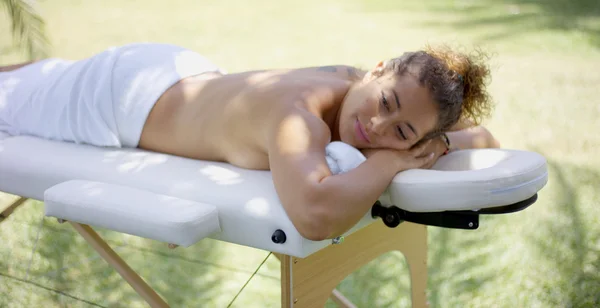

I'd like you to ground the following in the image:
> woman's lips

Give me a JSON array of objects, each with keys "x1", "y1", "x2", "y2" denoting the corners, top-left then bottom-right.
[{"x1": 355, "y1": 118, "x2": 370, "y2": 143}]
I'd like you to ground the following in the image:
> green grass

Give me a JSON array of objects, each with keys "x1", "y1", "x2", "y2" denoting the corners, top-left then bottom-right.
[{"x1": 1, "y1": 0, "x2": 599, "y2": 307}]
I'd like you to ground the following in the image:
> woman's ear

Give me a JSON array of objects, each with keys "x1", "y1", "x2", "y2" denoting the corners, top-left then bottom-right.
[
  {"x1": 363, "y1": 60, "x2": 386, "y2": 82},
  {"x1": 373, "y1": 60, "x2": 385, "y2": 76}
]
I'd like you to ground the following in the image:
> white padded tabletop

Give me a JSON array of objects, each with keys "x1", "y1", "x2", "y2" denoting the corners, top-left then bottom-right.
[
  {"x1": 0, "y1": 135, "x2": 548, "y2": 257},
  {"x1": 0, "y1": 136, "x2": 376, "y2": 257}
]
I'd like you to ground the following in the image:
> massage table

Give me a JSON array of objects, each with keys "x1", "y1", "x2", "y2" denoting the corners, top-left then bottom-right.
[{"x1": 0, "y1": 131, "x2": 548, "y2": 307}]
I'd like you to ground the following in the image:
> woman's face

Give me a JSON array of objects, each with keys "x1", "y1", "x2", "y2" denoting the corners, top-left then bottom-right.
[{"x1": 337, "y1": 65, "x2": 439, "y2": 150}]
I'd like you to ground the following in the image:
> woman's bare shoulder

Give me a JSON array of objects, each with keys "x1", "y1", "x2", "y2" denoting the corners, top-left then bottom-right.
[
  {"x1": 288, "y1": 65, "x2": 366, "y2": 82},
  {"x1": 265, "y1": 96, "x2": 333, "y2": 146}
]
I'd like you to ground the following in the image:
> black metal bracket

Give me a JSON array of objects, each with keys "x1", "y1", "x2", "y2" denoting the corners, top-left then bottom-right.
[{"x1": 371, "y1": 194, "x2": 538, "y2": 230}]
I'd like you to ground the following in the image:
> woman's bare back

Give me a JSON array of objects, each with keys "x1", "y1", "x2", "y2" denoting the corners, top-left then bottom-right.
[{"x1": 139, "y1": 67, "x2": 354, "y2": 169}]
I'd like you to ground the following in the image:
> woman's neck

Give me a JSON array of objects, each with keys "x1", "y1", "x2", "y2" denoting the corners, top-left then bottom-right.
[{"x1": 327, "y1": 78, "x2": 364, "y2": 142}]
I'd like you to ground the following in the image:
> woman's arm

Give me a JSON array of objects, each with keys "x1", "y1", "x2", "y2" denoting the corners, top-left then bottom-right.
[
  {"x1": 447, "y1": 125, "x2": 501, "y2": 150},
  {"x1": 419, "y1": 124, "x2": 501, "y2": 169},
  {"x1": 446, "y1": 118, "x2": 500, "y2": 149},
  {"x1": 267, "y1": 105, "x2": 434, "y2": 241}
]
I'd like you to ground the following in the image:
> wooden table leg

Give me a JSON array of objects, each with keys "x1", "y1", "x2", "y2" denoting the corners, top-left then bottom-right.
[
  {"x1": 0, "y1": 197, "x2": 28, "y2": 223},
  {"x1": 279, "y1": 221, "x2": 429, "y2": 308}
]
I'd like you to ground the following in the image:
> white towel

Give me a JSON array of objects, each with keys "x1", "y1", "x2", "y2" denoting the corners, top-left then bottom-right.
[{"x1": 0, "y1": 43, "x2": 224, "y2": 148}]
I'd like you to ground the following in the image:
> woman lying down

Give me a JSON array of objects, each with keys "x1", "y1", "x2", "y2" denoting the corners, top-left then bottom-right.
[{"x1": 0, "y1": 43, "x2": 499, "y2": 241}]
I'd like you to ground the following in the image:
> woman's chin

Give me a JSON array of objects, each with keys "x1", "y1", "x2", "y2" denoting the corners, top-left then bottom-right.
[
  {"x1": 345, "y1": 139, "x2": 366, "y2": 150},
  {"x1": 338, "y1": 134, "x2": 355, "y2": 147}
]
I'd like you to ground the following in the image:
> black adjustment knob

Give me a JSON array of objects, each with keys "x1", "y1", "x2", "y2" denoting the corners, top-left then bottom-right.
[
  {"x1": 371, "y1": 200, "x2": 385, "y2": 218},
  {"x1": 371, "y1": 201, "x2": 402, "y2": 228},
  {"x1": 382, "y1": 208, "x2": 402, "y2": 228},
  {"x1": 271, "y1": 229, "x2": 287, "y2": 244}
]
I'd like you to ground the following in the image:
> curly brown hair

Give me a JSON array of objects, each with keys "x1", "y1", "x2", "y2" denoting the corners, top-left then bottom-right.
[{"x1": 381, "y1": 45, "x2": 493, "y2": 139}]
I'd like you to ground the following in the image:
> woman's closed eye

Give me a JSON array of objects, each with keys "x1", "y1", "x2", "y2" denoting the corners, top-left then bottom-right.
[
  {"x1": 380, "y1": 91, "x2": 389, "y2": 111},
  {"x1": 380, "y1": 91, "x2": 410, "y2": 141},
  {"x1": 396, "y1": 126, "x2": 407, "y2": 140},
  {"x1": 400, "y1": 122, "x2": 418, "y2": 141}
]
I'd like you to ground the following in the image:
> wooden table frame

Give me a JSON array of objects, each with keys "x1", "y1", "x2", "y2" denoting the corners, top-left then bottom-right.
[{"x1": 1, "y1": 197, "x2": 428, "y2": 307}]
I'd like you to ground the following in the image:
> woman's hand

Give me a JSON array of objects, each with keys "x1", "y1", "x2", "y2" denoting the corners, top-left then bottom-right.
[
  {"x1": 419, "y1": 136, "x2": 450, "y2": 169},
  {"x1": 361, "y1": 139, "x2": 436, "y2": 173}
]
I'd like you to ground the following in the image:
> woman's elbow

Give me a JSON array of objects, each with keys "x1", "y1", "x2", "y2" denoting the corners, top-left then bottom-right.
[
  {"x1": 471, "y1": 126, "x2": 501, "y2": 149},
  {"x1": 297, "y1": 224, "x2": 331, "y2": 242},
  {"x1": 291, "y1": 203, "x2": 335, "y2": 241},
  {"x1": 489, "y1": 136, "x2": 501, "y2": 148},
  {"x1": 482, "y1": 128, "x2": 501, "y2": 148}
]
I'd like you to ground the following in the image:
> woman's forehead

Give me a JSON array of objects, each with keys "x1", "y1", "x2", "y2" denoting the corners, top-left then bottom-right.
[{"x1": 383, "y1": 74, "x2": 439, "y2": 134}]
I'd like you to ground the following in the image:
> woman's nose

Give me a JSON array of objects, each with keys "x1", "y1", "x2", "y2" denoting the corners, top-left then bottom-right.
[
  {"x1": 369, "y1": 118, "x2": 389, "y2": 136},
  {"x1": 368, "y1": 118, "x2": 408, "y2": 149}
]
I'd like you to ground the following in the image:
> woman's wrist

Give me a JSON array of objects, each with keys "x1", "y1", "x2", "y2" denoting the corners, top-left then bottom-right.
[
  {"x1": 367, "y1": 150, "x2": 402, "y2": 173},
  {"x1": 361, "y1": 149, "x2": 404, "y2": 175},
  {"x1": 440, "y1": 133, "x2": 452, "y2": 155}
]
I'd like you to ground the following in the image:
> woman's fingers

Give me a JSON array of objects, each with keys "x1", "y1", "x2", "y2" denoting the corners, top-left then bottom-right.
[
  {"x1": 403, "y1": 151, "x2": 435, "y2": 170},
  {"x1": 419, "y1": 152, "x2": 439, "y2": 169},
  {"x1": 416, "y1": 152, "x2": 435, "y2": 166},
  {"x1": 411, "y1": 139, "x2": 432, "y2": 157}
]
